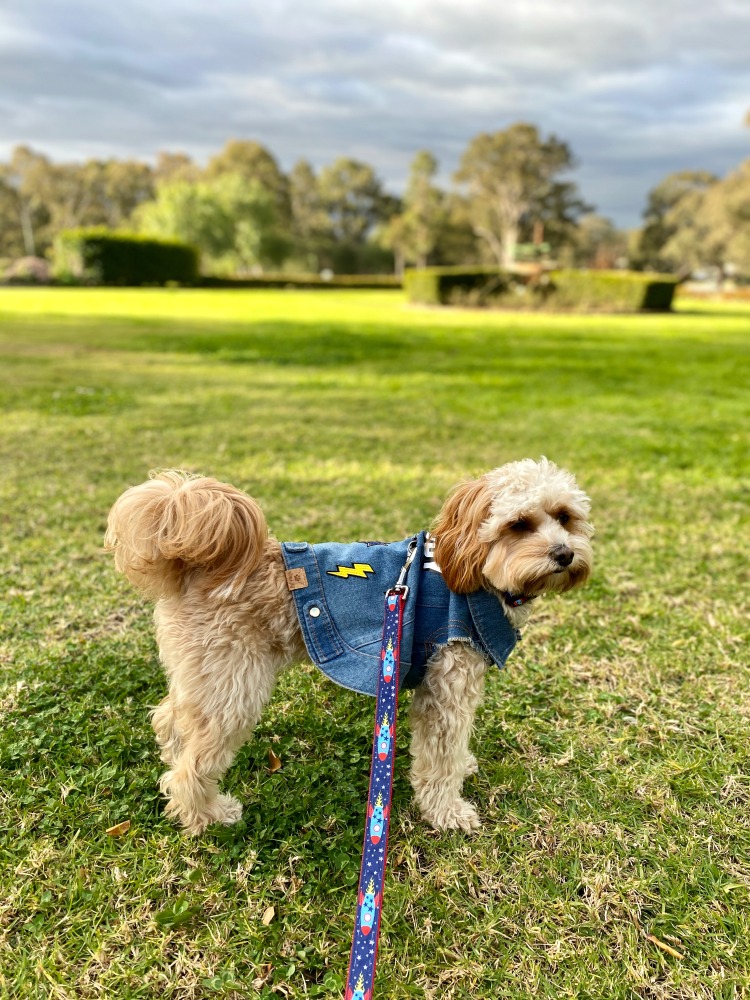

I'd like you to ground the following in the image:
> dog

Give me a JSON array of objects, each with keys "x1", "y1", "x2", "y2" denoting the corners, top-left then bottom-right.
[{"x1": 105, "y1": 458, "x2": 593, "y2": 836}]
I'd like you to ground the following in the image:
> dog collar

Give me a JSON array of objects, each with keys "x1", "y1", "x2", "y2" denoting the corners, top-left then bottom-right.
[{"x1": 503, "y1": 592, "x2": 536, "y2": 608}]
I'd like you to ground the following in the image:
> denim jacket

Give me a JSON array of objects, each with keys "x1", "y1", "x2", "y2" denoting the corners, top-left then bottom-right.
[{"x1": 281, "y1": 531, "x2": 518, "y2": 696}]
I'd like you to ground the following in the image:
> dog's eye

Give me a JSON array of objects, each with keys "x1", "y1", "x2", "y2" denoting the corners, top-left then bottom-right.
[
  {"x1": 557, "y1": 511, "x2": 570, "y2": 526},
  {"x1": 511, "y1": 519, "x2": 532, "y2": 533}
]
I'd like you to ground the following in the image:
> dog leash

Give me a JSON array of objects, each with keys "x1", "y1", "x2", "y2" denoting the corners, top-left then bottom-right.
[{"x1": 345, "y1": 539, "x2": 417, "y2": 1000}]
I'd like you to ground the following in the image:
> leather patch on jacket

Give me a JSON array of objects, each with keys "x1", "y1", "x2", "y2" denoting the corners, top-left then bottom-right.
[{"x1": 285, "y1": 568, "x2": 308, "y2": 591}]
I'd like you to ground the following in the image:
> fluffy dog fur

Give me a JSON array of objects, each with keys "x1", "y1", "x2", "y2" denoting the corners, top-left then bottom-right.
[{"x1": 105, "y1": 458, "x2": 593, "y2": 835}]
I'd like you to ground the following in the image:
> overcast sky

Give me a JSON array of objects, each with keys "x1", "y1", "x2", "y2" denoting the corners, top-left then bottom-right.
[{"x1": 1, "y1": 0, "x2": 749, "y2": 227}]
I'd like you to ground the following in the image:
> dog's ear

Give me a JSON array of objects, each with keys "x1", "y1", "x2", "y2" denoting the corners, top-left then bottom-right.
[{"x1": 431, "y1": 476, "x2": 493, "y2": 594}]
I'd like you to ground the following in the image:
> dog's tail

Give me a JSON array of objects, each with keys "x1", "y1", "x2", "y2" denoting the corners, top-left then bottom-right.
[{"x1": 104, "y1": 470, "x2": 268, "y2": 599}]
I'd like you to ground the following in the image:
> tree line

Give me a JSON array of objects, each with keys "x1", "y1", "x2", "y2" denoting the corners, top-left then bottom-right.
[{"x1": 1, "y1": 121, "x2": 748, "y2": 277}]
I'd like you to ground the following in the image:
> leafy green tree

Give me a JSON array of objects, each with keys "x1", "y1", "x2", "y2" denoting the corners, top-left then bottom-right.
[
  {"x1": 568, "y1": 214, "x2": 628, "y2": 269},
  {"x1": 98, "y1": 160, "x2": 155, "y2": 227},
  {"x1": 154, "y1": 152, "x2": 199, "y2": 184},
  {"x1": 0, "y1": 174, "x2": 25, "y2": 259},
  {"x1": 380, "y1": 151, "x2": 447, "y2": 271},
  {"x1": 221, "y1": 174, "x2": 290, "y2": 271},
  {"x1": 316, "y1": 158, "x2": 397, "y2": 272},
  {"x1": 719, "y1": 159, "x2": 750, "y2": 273},
  {"x1": 289, "y1": 159, "x2": 331, "y2": 271},
  {"x1": 135, "y1": 173, "x2": 289, "y2": 273},
  {"x1": 378, "y1": 212, "x2": 408, "y2": 274},
  {"x1": 134, "y1": 178, "x2": 231, "y2": 259},
  {"x1": 434, "y1": 193, "x2": 484, "y2": 265},
  {"x1": 455, "y1": 123, "x2": 583, "y2": 267},
  {"x1": 0, "y1": 149, "x2": 155, "y2": 256},
  {"x1": 2, "y1": 146, "x2": 53, "y2": 256},
  {"x1": 206, "y1": 140, "x2": 291, "y2": 228},
  {"x1": 635, "y1": 170, "x2": 717, "y2": 271},
  {"x1": 527, "y1": 179, "x2": 592, "y2": 252},
  {"x1": 660, "y1": 161, "x2": 750, "y2": 278}
]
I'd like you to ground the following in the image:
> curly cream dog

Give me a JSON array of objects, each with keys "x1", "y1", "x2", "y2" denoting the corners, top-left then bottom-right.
[{"x1": 105, "y1": 458, "x2": 593, "y2": 836}]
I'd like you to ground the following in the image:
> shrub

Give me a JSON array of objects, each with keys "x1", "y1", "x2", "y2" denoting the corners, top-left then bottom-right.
[
  {"x1": 404, "y1": 266, "x2": 679, "y2": 312},
  {"x1": 54, "y1": 229, "x2": 200, "y2": 286},
  {"x1": 3, "y1": 256, "x2": 52, "y2": 285}
]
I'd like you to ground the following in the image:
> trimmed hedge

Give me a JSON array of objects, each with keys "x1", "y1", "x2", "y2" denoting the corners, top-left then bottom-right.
[
  {"x1": 548, "y1": 269, "x2": 679, "y2": 312},
  {"x1": 54, "y1": 229, "x2": 200, "y2": 286},
  {"x1": 403, "y1": 266, "x2": 512, "y2": 306},
  {"x1": 404, "y1": 266, "x2": 679, "y2": 312},
  {"x1": 200, "y1": 273, "x2": 401, "y2": 290}
]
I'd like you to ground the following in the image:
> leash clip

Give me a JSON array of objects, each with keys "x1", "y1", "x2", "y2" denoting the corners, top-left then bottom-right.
[{"x1": 388, "y1": 537, "x2": 418, "y2": 601}]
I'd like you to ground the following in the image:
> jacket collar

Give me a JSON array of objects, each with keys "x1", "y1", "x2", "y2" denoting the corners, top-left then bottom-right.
[{"x1": 466, "y1": 588, "x2": 519, "y2": 667}]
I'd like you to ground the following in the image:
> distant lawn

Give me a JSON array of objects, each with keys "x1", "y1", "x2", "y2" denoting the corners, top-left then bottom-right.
[{"x1": 1, "y1": 287, "x2": 749, "y2": 999}]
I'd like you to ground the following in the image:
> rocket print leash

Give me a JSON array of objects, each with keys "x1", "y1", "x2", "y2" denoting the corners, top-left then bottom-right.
[{"x1": 345, "y1": 540, "x2": 416, "y2": 1000}]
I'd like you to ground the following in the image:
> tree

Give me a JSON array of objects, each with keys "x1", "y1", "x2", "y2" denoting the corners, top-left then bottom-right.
[
  {"x1": 99, "y1": 160, "x2": 155, "y2": 227},
  {"x1": 434, "y1": 193, "x2": 484, "y2": 266},
  {"x1": 527, "y1": 179, "x2": 592, "y2": 252},
  {"x1": 221, "y1": 174, "x2": 290, "y2": 272},
  {"x1": 569, "y1": 214, "x2": 628, "y2": 269},
  {"x1": 378, "y1": 213, "x2": 408, "y2": 275},
  {"x1": 660, "y1": 160, "x2": 750, "y2": 278},
  {"x1": 0, "y1": 149, "x2": 156, "y2": 256},
  {"x1": 455, "y1": 123, "x2": 583, "y2": 267},
  {"x1": 2, "y1": 146, "x2": 53, "y2": 256},
  {"x1": 154, "y1": 151, "x2": 199, "y2": 184},
  {"x1": 289, "y1": 159, "x2": 331, "y2": 271},
  {"x1": 380, "y1": 151, "x2": 447, "y2": 271},
  {"x1": 316, "y1": 158, "x2": 396, "y2": 271},
  {"x1": 635, "y1": 170, "x2": 717, "y2": 271},
  {"x1": 134, "y1": 173, "x2": 289, "y2": 273},
  {"x1": 206, "y1": 140, "x2": 291, "y2": 227},
  {"x1": 0, "y1": 174, "x2": 25, "y2": 258},
  {"x1": 719, "y1": 159, "x2": 750, "y2": 273}
]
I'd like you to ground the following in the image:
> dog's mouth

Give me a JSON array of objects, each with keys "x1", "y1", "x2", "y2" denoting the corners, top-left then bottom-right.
[
  {"x1": 504, "y1": 561, "x2": 577, "y2": 597},
  {"x1": 483, "y1": 548, "x2": 590, "y2": 601}
]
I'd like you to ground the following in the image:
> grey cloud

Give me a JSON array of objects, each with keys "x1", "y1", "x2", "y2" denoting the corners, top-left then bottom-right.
[{"x1": 1, "y1": 0, "x2": 749, "y2": 225}]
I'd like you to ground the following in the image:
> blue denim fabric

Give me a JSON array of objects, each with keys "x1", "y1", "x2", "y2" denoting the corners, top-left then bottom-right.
[{"x1": 281, "y1": 531, "x2": 518, "y2": 697}]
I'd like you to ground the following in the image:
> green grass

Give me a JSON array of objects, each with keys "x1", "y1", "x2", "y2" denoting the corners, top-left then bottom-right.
[{"x1": 1, "y1": 286, "x2": 749, "y2": 999}]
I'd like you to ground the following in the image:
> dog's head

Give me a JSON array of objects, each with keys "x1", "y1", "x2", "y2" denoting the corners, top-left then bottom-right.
[{"x1": 431, "y1": 458, "x2": 593, "y2": 601}]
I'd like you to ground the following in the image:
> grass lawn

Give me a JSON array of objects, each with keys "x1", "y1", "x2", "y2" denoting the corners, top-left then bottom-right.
[{"x1": 1, "y1": 287, "x2": 749, "y2": 999}]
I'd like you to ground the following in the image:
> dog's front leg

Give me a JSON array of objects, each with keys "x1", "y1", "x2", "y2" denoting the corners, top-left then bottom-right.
[{"x1": 408, "y1": 644, "x2": 486, "y2": 832}]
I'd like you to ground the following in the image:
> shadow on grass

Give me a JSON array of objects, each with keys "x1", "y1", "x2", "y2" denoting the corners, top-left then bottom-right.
[{"x1": 3, "y1": 313, "x2": 748, "y2": 397}]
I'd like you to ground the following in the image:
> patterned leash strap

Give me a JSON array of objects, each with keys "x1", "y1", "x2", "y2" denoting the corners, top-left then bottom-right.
[{"x1": 345, "y1": 539, "x2": 417, "y2": 1000}]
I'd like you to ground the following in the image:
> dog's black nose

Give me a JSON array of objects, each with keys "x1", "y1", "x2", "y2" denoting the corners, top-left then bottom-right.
[{"x1": 551, "y1": 545, "x2": 574, "y2": 567}]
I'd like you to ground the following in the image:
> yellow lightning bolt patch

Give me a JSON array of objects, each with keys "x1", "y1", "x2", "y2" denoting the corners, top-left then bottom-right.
[{"x1": 326, "y1": 562, "x2": 375, "y2": 580}]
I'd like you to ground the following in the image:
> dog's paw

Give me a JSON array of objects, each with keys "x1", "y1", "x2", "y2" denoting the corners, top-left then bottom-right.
[
  {"x1": 424, "y1": 798, "x2": 481, "y2": 834},
  {"x1": 213, "y1": 793, "x2": 243, "y2": 826},
  {"x1": 463, "y1": 753, "x2": 479, "y2": 777},
  {"x1": 166, "y1": 794, "x2": 244, "y2": 836}
]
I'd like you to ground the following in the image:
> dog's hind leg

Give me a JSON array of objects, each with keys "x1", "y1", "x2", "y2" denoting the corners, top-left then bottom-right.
[
  {"x1": 155, "y1": 646, "x2": 280, "y2": 836},
  {"x1": 409, "y1": 643, "x2": 486, "y2": 833},
  {"x1": 159, "y1": 714, "x2": 249, "y2": 835},
  {"x1": 151, "y1": 696, "x2": 180, "y2": 766}
]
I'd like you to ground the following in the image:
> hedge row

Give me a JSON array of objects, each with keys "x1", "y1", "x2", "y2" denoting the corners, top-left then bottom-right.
[
  {"x1": 51, "y1": 230, "x2": 402, "y2": 288},
  {"x1": 200, "y1": 274, "x2": 401, "y2": 290},
  {"x1": 403, "y1": 266, "x2": 679, "y2": 312},
  {"x1": 54, "y1": 229, "x2": 200, "y2": 286},
  {"x1": 547, "y1": 269, "x2": 679, "y2": 311}
]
